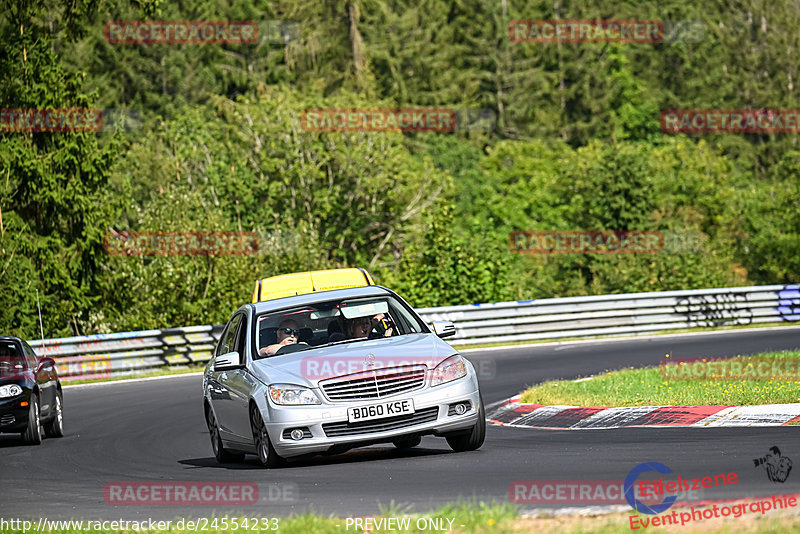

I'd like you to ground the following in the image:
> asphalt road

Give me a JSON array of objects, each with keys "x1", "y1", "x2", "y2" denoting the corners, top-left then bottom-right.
[{"x1": 2, "y1": 327, "x2": 799, "y2": 521}]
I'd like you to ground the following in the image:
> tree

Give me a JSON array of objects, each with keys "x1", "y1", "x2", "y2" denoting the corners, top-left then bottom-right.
[{"x1": 0, "y1": 0, "x2": 122, "y2": 336}]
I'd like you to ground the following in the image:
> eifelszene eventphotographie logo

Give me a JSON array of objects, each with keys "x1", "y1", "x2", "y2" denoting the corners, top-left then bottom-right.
[{"x1": 753, "y1": 446, "x2": 793, "y2": 483}]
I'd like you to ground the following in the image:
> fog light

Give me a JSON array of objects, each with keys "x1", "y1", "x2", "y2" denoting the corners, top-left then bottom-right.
[
  {"x1": 290, "y1": 429, "x2": 305, "y2": 441},
  {"x1": 455, "y1": 403, "x2": 467, "y2": 415}
]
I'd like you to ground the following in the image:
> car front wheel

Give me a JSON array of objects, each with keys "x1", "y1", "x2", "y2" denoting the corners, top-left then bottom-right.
[
  {"x1": 250, "y1": 405, "x2": 284, "y2": 468},
  {"x1": 445, "y1": 395, "x2": 486, "y2": 452},
  {"x1": 21, "y1": 394, "x2": 42, "y2": 445}
]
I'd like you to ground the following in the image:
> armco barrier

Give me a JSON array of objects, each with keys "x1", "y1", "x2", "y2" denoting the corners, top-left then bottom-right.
[
  {"x1": 29, "y1": 325, "x2": 225, "y2": 382},
  {"x1": 418, "y1": 284, "x2": 800, "y2": 346},
  {"x1": 27, "y1": 284, "x2": 800, "y2": 380}
]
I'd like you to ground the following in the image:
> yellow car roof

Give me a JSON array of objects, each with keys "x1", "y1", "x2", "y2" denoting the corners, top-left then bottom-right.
[{"x1": 252, "y1": 268, "x2": 375, "y2": 303}]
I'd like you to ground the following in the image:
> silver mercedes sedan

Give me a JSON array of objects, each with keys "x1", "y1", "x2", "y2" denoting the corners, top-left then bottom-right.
[{"x1": 202, "y1": 285, "x2": 484, "y2": 467}]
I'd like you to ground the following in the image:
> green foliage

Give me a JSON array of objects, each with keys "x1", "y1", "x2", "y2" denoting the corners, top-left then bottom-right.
[
  {"x1": 1, "y1": 0, "x2": 798, "y2": 337},
  {"x1": 0, "y1": 0, "x2": 121, "y2": 336},
  {"x1": 92, "y1": 87, "x2": 451, "y2": 330},
  {"x1": 380, "y1": 203, "x2": 514, "y2": 307},
  {"x1": 740, "y1": 150, "x2": 800, "y2": 282}
]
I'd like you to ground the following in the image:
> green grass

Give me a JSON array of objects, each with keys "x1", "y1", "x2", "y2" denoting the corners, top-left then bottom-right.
[{"x1": 520, "y1": 350, "x2": 800, "y2": 407}]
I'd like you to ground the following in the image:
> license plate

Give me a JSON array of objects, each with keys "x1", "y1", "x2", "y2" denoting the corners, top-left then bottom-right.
[{"x1": 347, "y1": 399, "x2": 415, "y2": 423}]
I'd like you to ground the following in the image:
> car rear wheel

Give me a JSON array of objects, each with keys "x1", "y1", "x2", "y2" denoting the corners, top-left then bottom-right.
[
  {"x1": 392, "y1": 435, "x2": 421, "y2": 449},
  {"x1": 445, "y1": 395, "x2": 486, "y2": 453},
  {"x1": 21, "y1": 394, "x2": 42, "y2": 445},
  {"x1": 206, "y1": 407, "x2": 244, "y2": 463},
  {"x1": 44, "y1": 391, "x2": 64, "y2": 438},
  {"x1": 250, "y1": 405, "x2": 284, "y2": 468}
]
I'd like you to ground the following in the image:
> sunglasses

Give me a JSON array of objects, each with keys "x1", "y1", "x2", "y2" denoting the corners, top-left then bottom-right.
[{"x1": 280, "y1": 328, "x2": 300, "y2": 336}]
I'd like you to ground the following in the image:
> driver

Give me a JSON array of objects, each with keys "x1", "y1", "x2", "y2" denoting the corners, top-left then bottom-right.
[{"x1": 259, "y1": 319, "x2": 307, "y2": 357}]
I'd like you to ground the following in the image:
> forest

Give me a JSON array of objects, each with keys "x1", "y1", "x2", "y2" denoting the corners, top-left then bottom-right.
[{"x1": 1, "y1": 0, "x2": 798, "y2": 337}]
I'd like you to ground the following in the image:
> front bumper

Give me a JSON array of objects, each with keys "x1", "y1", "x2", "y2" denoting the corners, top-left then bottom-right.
[
  {"x1": 0, "y1": 396, "x2": 30, "y2": 433},
  {"x1": 263, "y1": 375, "x2": 481, "y2": 458}
]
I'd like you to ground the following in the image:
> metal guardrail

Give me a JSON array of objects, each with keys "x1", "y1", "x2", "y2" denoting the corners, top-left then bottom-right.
[
  {"x1": 29, "y1": 325, "x2": 225, "y2": 382},
  {"x1": 417, "y1": 284, "x2": 800, "y2": 346},
  {"x1": 28, "y1": 284, "x2": 800, "y2": 381}
]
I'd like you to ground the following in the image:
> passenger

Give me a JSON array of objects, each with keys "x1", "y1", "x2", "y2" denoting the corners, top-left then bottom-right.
[
  {"x1": 344, "y1": 314, "x2": 394, "y2": 340},
  {"x1": 371, "y1": 313, "x2": 394, "y2": 338},
  {"x1": 345, "y1": 316, "x2": 373, "y2": 339},
  {"x1": 259, "y1": 319, "x2": 307, "y2": 357}
]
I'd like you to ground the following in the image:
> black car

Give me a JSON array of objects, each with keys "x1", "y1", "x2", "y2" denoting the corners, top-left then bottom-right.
[{"x1": 0, "y1": 336, "x2": 63, "y2": 444}]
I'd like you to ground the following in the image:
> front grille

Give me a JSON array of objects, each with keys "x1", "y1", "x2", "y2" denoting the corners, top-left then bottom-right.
[
  {"x1": 322, "y1": 406, "x2": 439, "y2": 437},
  {"x1": 321, "y1": 366, "x2": 426, "y2": 402},
  {"x1": 0, "y1": 414, "x2": 14, "y2": 426}
]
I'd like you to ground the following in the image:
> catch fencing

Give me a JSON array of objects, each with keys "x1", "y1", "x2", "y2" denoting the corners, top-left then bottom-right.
[{"x1": 29, "y1": 284, "x2": 800, "y2": 381}]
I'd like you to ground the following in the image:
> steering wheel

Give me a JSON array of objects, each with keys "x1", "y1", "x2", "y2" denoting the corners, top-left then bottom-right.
[{"x1": 274, "y1": 343, "x2": 307, "y2": 356}]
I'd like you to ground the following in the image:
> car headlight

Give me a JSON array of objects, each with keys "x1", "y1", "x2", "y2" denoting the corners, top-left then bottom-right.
[
  {"x1": 430, "y1": 355, "x2": 468, "y2": 387},
  {"x1": 0, "y1": 384, "x2": 23, "y2": 398},
  {"x1": 268, "y1": 384, "x2": 321, "y2": 405}
]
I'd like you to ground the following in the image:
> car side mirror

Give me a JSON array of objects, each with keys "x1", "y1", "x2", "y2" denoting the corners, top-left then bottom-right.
[
  {"x1": 432, "y1": 321, "x2": 456, "y2": 338},
  {"x1": 213, "y1": 351, "x2": 242, "y2": 371},
  {"x1": 37, "y1": 357, "x2": 56, "y2": 372}
]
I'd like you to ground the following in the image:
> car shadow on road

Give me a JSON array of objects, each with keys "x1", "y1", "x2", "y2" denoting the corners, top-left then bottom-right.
[
  {"x1": 178, "y1": 445, "x2": 452, "y2": 470},
  {"x1": 0, "y1": 434, "x2": 31, "y2": 448}
]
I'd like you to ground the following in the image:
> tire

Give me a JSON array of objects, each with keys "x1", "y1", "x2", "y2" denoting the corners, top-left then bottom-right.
[
  {"x1": 250, "y1": 405, "x2": 284, "y2": 468},
  {"x1": 44, "y1": 391, "x2": 64, "y2": 438},
  {"x1": 206, "y1": 407, "x2": 245, "y2": 463},
  {"x1": 21, "y1": 394, "x2": 42, "y2": 445},
  {"x1": 392, "y1": 435, "x2": 421, "y2": 449},
  {"x1": 445, "y1": 395, "x2": 486, "y2": 453}
]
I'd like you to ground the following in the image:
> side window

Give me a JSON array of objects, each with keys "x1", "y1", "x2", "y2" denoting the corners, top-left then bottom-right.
[
  {"x1": 22, "y1": 341, "x2": 37, "y2": 358},
  {"x1": 217, "y1": 314, "x2": 243, "y2": 356},
  {"x1": 388, "y1": 300, "x2": 424, "y2": 334},
  {"x1": 22, "y1": 342, "x2": 38, "y2": 369},
  {"x1": 233, "y1": 314, "x2": 249, "y2": 355}
]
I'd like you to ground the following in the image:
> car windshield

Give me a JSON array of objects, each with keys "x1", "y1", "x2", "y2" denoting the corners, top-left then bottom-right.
[
  {"x1": 0, "y1": 342, "x2": 26, "y2": 377},
  {"x1": 254, "y1": 295, "x2": 426, "y2": 359}
]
